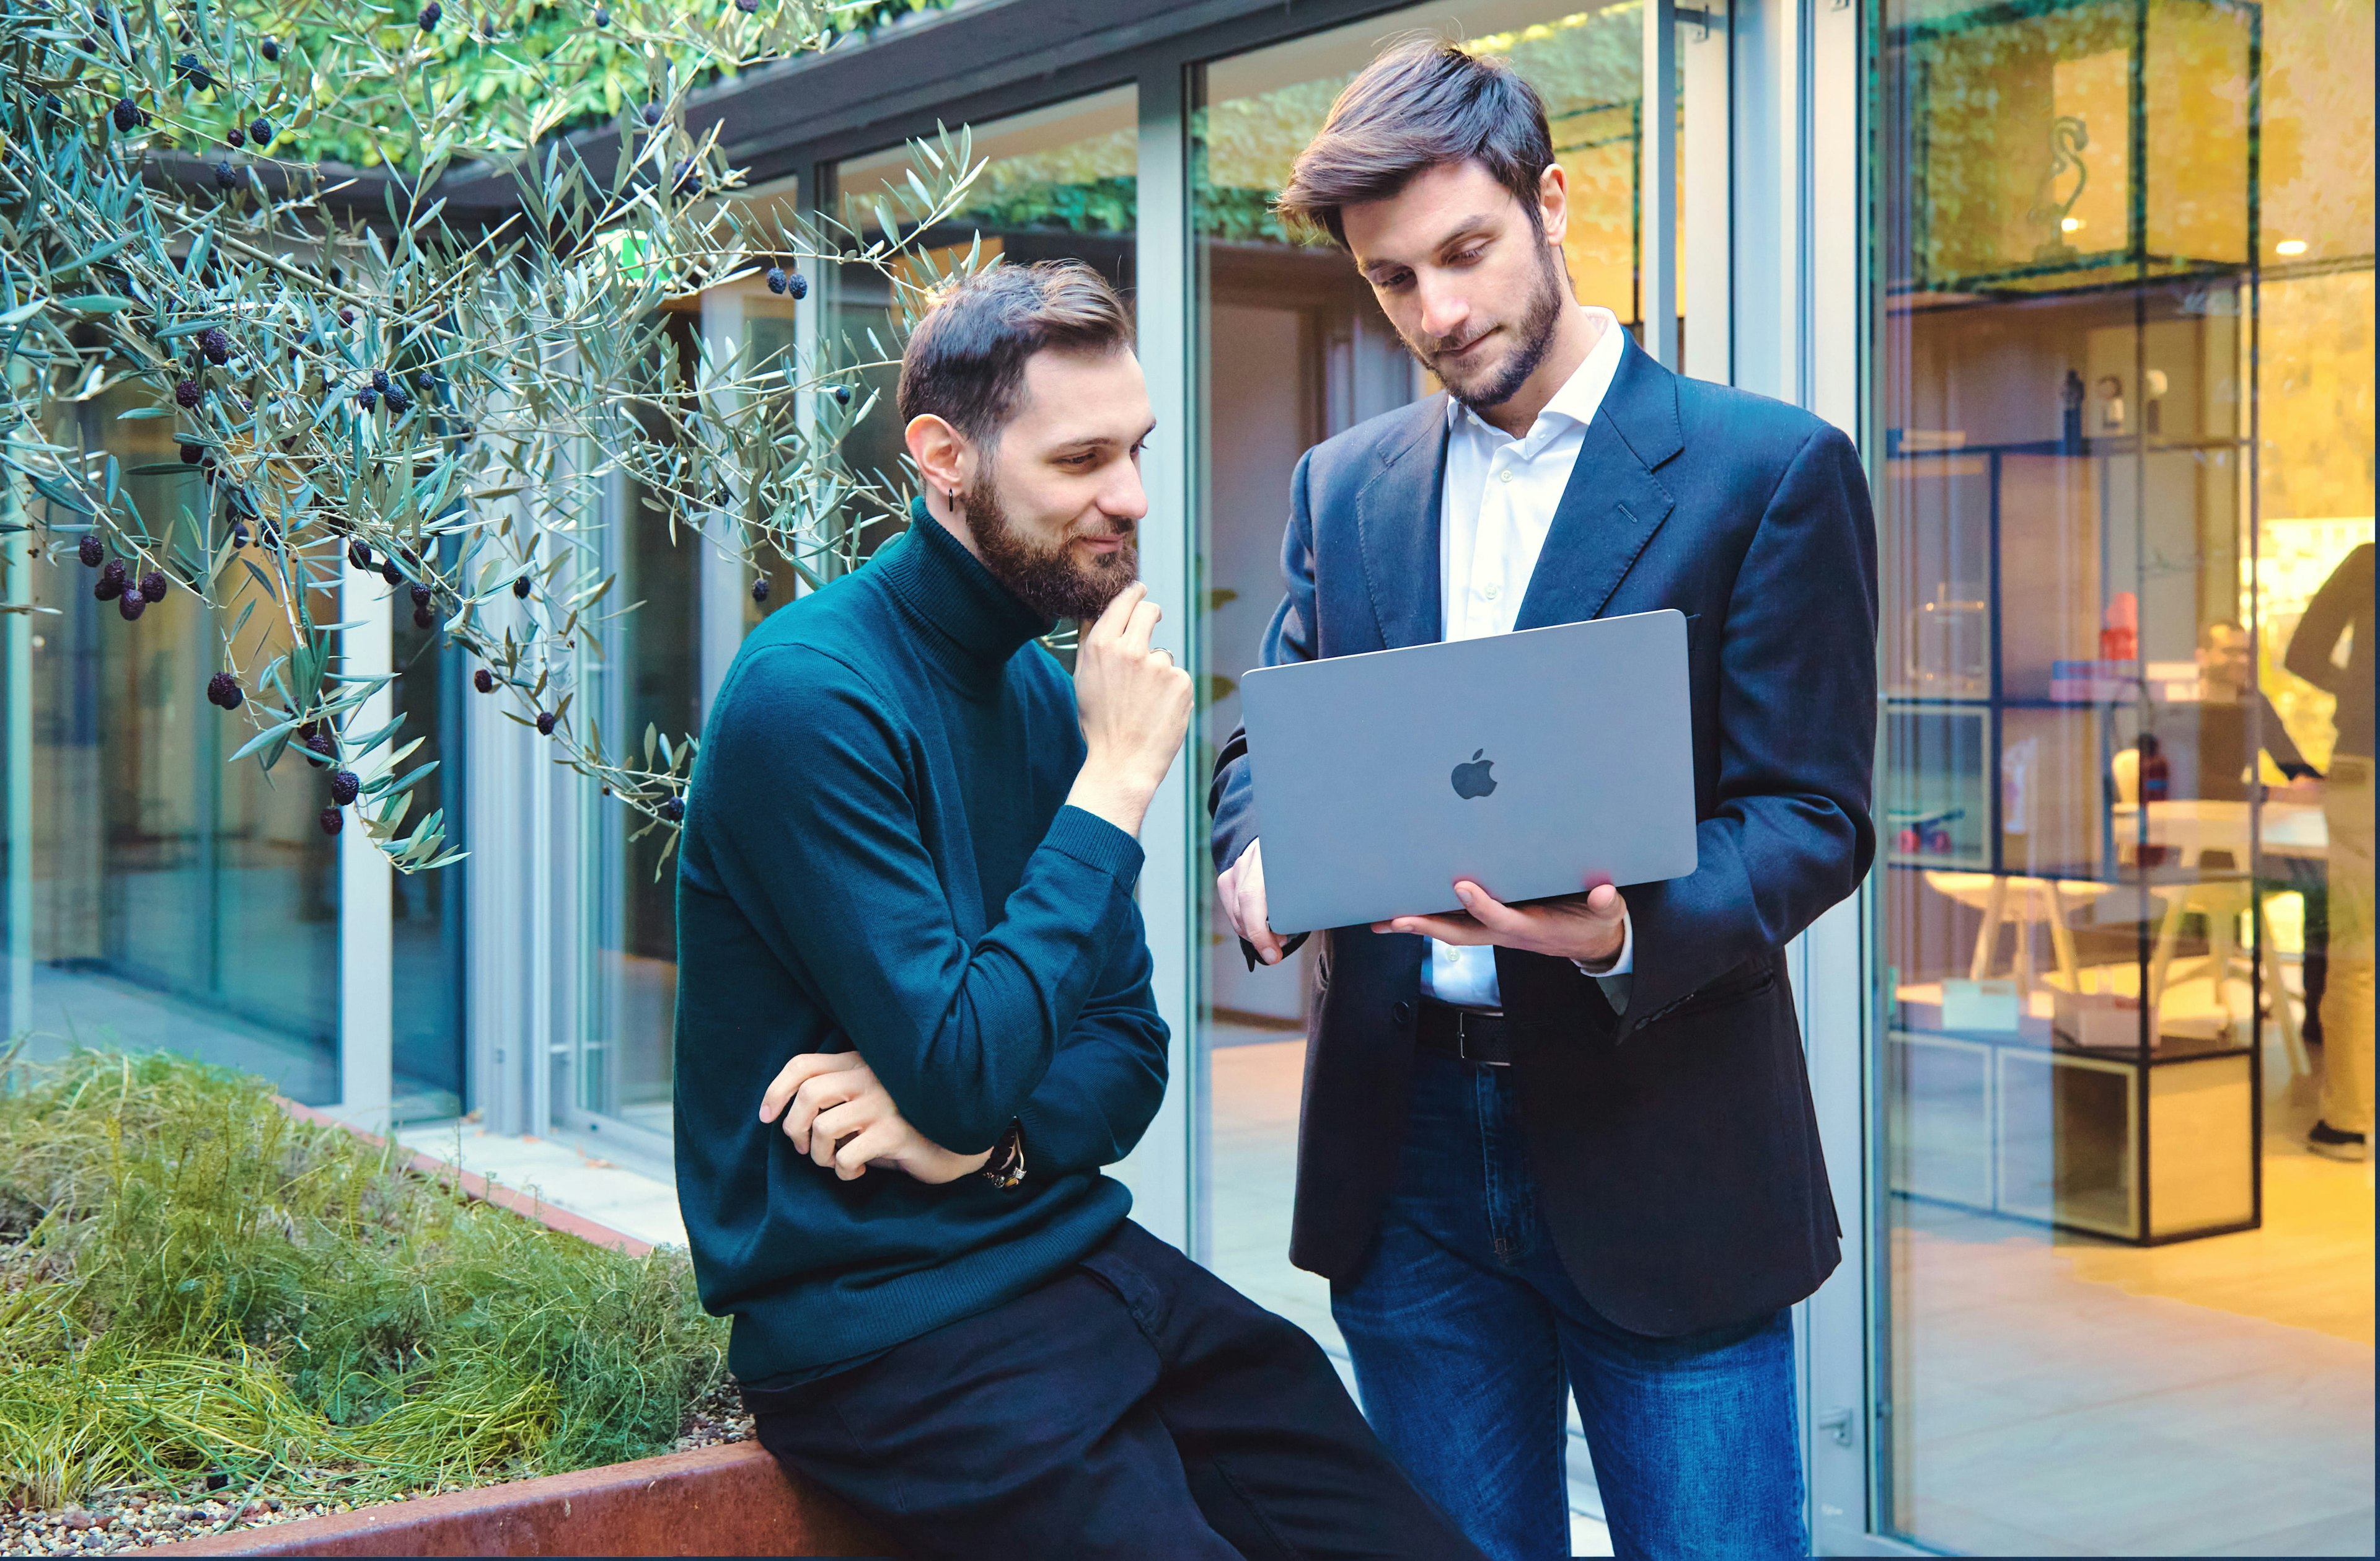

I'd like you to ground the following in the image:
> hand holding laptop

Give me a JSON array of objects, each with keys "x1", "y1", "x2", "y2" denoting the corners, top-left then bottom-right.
[{"x1": 1373, "y1": 878, "x2": 1628, "y2": 968}]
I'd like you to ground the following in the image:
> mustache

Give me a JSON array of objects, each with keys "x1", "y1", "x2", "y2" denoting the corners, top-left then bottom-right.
[{"x1": 1419, "y1": 324, "x2": 1494, "y2": 363}]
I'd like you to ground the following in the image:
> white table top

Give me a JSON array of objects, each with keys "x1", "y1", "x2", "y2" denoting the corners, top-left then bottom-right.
[{"x1": 2110, "y1": 798, "x2": 2327, "y2": 860}]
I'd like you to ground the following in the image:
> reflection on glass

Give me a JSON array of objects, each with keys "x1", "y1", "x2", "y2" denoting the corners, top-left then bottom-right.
[
  {"x1": 583, "y1": 311, "x2": 705, "y2": 1140},
  {"x1": 1190, "y1": 3, "x2": 1663, "y2": 1500},
  {"x1": 830, "y1": 87, "x2": 1139, "y2": 576},
  {"x1": 1874, "y1": 0, "x2": 2373, "y2": 1548},
  {"x1": 390, "y1": 542, "x2": 467, "y2": 1122},
  {"x1": 19, "y1": 393, "x2": 341, "y2": 1101}
]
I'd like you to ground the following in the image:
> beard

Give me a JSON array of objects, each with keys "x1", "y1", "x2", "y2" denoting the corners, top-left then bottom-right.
[
  {"x1": 963, "y1": 475, "x2": 1139, "y2": 622},
  {"x1": 1401, "y1": 242, "x2": 1568, "y2": 415}
]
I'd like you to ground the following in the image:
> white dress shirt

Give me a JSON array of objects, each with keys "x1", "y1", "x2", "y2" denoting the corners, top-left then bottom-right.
[{"x1": 1421, "y1": 307, "x2": 1635, "y2": 1012}]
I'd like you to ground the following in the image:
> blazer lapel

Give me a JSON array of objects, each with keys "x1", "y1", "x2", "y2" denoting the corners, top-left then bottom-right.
[
  {"x1": 1354, "y1": 395, "x2": 1449, "y2": 650},
  {"x1": 1514, "y1": 336, "x2": 1685, "y2": 631}
]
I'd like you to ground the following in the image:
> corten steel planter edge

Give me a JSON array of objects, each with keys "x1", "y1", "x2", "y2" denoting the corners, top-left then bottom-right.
[
  {"x1": 272, "y1": 1097, "x2": 655, "y2": 1258},
  {"x1": 134, "y1": 1439, "x2": 900, "y2": 1557}
]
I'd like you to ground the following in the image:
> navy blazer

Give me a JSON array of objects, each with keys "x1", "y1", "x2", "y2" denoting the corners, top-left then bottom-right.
[{"x1": 1207, "y1": 336, "x2": 1878, "y2": 1337}]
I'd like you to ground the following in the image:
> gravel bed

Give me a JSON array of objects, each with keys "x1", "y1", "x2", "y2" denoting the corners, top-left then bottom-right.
[{"x1": 1, "y1": 1387, "x2": 754, "y2": 1553}]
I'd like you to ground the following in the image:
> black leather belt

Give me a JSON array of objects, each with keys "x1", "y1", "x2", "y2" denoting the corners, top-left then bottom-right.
[{"x1": 1416, "y1": 1000, "x2": 1514, "y2": 1067}]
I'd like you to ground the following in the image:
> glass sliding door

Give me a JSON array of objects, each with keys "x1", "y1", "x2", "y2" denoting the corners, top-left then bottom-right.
[
  {"x1": 1870, "y1": 0, "x2": 2374, "y2": 1549},
  {"x1": 1189, "y1": 4, "x2": 1672, "y2": 1545},
  {"x1": 15, "y1": 392, "x2": 341, "y2": 1101},
  {"x1": 579, "y1": 308, "x2": 706, "y2": 1147}
]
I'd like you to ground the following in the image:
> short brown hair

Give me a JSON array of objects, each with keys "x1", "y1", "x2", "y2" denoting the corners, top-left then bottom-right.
[
  {"x1": 1276, "y1": 37, "x2": 1556, "y2": 250},
  {"x1": 897, "y1": 261, "x2": 1133, "y2": 446}
]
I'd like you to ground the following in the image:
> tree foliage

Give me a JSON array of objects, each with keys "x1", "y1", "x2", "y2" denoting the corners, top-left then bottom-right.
[{"x1": 1, "y1": 0, "x2": 984, "y2": 872}]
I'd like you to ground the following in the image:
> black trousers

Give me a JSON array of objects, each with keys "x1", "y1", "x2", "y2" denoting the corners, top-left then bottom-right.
[{"x1": 746, "y1": 1220, "x2": 1481, "y2": 1561}]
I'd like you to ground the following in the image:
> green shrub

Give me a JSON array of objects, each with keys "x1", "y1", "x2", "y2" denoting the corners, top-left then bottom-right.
[{"x1": 0, "y1": 1047, "x2": 726, "y2": 1510}]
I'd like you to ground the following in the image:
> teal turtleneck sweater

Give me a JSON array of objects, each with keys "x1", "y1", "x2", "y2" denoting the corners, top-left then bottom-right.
[{"x1": 673, "y1": 504, "x2": 1168, "y2": 1387}]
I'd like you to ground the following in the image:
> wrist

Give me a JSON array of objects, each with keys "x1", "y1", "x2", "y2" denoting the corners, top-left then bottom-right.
[{"x1": 1067, "y1": 760, "x2": 1158, "y2": 837}]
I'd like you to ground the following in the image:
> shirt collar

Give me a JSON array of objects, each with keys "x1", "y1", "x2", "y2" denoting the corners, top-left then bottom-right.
[{"x1": 1446, "y1": 306, "x2": 1628, "y2": 454}]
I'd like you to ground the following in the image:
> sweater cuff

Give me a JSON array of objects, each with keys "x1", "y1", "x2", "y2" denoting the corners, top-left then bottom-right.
[{"x1": 1045, "y1": 805, "x2": 1146, "y2": 889}]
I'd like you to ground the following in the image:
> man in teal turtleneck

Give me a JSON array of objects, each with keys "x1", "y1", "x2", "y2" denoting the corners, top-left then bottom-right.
[{"x1": 673, "y1": 262, "x2": 1473, "y2": 1561}]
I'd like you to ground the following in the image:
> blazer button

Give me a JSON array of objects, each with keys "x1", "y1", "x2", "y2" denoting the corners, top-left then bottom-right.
[{"x1": 1393, "y1": 1001, "x2": 1415, "y2": 1027}]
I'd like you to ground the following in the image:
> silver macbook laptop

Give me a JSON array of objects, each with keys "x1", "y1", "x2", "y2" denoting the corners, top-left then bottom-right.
[{"x1": 1236, "y1": 609, "x2": 1698, "y2": 934}]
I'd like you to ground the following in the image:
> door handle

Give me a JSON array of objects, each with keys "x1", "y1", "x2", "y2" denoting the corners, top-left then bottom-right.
[{"x1": 1818, "y1": 1407, "x2": 1856, "y2": 1448}]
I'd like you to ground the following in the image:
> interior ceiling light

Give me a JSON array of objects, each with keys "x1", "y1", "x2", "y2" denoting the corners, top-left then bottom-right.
[
  {"x1": 2275, "y1": 238, "x2": 2309, "y2": 255},
  {"x1": 2061, "y1": 216, "x2": 2084, "y2": 232}
]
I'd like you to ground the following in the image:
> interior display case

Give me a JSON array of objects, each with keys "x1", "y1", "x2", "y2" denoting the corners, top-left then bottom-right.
[{"x1": 1875, "y1": 0, "x2": 2290, "y2": 1248}]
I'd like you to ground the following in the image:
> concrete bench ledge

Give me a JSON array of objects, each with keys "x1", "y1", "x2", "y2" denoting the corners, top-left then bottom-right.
[{"x1": 139, "y1": 1440, "x2": 899, "y2": 1557}]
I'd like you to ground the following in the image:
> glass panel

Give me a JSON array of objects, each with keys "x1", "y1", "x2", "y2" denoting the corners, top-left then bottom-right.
[
  {"x1": 15, "y1": 394, "x2": 340, "y2": 1101},
  {"x1": 1191, "y1": 3, "x2": 1668, "y2": 1533},
  {"x1": 829, "y1": 87, "x2": 1139, "y2": 581},
  {"x1": 581, "y1": 310, "x2": 705, "y2": 1140},
  {"x1": 1873, "y1": 0, "x2": 2374, "y2": 1549},
  {"x1": 390, "y1": 539, "x2": 467, "y2": 1123}
]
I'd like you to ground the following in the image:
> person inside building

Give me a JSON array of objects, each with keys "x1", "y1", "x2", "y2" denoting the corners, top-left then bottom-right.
[
  {"x1": 672, "y1": 260, "x2": 1479, "y2": 1560},
  {"x1": 2286, "y1": 543, "x2": 2374, "y2": 1161}
]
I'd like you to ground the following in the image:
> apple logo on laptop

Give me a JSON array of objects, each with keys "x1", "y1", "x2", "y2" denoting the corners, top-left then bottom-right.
[{"x1": 1451, "y1": 749, "x2": 1497, "y2": 799}]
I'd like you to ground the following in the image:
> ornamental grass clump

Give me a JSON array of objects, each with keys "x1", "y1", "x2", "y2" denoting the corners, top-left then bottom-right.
[{"x1": 0, "y1": 1048, "x2": 726, "y2": 1511}]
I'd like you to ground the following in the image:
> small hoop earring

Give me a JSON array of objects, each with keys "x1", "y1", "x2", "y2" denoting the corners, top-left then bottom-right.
[{"x1": 948, "y1": 486, "x2": 958, "y2": 506}]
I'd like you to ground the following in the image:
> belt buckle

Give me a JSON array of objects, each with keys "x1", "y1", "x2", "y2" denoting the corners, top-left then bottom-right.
[{"x1": 1456, "y1": 1010, "x2": 1509, "y2": 1067}]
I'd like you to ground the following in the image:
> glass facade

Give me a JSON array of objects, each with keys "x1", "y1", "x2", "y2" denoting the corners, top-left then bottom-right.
[
  {"x1": 1872, "y1": 0, "x2": 2374, "y2": 1548},
  {"x1": 10, "y1": 392, "x2": 342, "y2": 1103}
]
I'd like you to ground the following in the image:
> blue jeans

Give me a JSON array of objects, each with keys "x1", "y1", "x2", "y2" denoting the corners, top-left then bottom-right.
[{"x1": 1331, "y1": 1050, "x2": 1805, "y2": 1561}]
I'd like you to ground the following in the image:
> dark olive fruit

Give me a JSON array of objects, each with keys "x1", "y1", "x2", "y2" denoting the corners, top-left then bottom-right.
[
  {"x1": 348, "y1": 542, "x2": 371, "y2": 570},
  {"x1": 329, "y1": 770, "x2": 359, "y2": 805},
  {"x1": 734, "y1": 0, "x2": 756, "y2": 12},
  {"x1": 640, "y1": 102, "x2": 661, "y2": 126},
  {"x1": 231, "y1": 521, "x2": 251, "y2": 549},
  {"x1": 213, "y1": 161, "x2": 240, "y2": 190},
  {"x1": 298, "y1": 720, "x2": 320, "y2": 740},
  {"x1": 305, "y1": 729, "x2": 337, "y2": 759},
  {"x1": 787, "y1": 271, "x2": 808, "y2": 300},
  {"x1": 139, "y1": 571, "x2": 165, "y2": 602},
  {"x1": 112, "y1": 97, "x2": 138, "y2": 131},
  {"x1": 318, "y1": 806, "x2": 342, "y2": 835},
  {"x1": 765, "y1": 266, "x2": 787, "y2": 294},
  {"x1": 79, "y1": 534, "x2": 104, "y2": 568},
  {"x1": 358, "y1": 389, "x2": 379, "y2": 412},
  {"x1": 117, "y1": 586, "x2": 146, "y2": 620},
  {"x1": 260, "y1": 36, "x2": 279, "y2": 59},
  {"x1": 534, "y1": 710, "x2": 557, "y2": 736},
  {"x1": 250, "y1": 118, "x2": 271, "y2": 146},
  {"x1": 670, "y1": 159, "x2": 696, "y2": 194},
  {"x1": 416, "y1": 371, "x2": 436, "y2": 391},
  {"x1": 338, "y1": 306, "x2": 356, "y2": 327},
  {"x1": 175, "y1": 378, "x2": 201, "y2": 408},
  {"x1": 180, "y1": 442, "x2": 203, "y2": 464},
  {"x1": 751, "y1": 577, "x2": 770, "y2": 603},
  {"x1": 380, "y1": 560, "x2": 403, "y2": 585},
  {"x1": 100, "y1": 558, "x2": 126, "y2": 587},
  {"x1": 225, "y1": 124, "x2": 245, "y2": 148},
  {"x1": 661, "y1": 795, "x2": 684, "y2": 822},
  {"x1": 200, "y1": 450, "x2": 218, "y2": 470},
  {"x1": 175, "y1": 52, "x2": 213, "y2": 89},
  {"x1": 480, "y1": 14, "x2": 495, "y2": 36},
  {"x1": 409, "y1": 582, "x2": 432, "y2": 607},
  {"x1": 834, "y1": 384, "x2": 851, "y2": 406},
  {"x1": 473, "y1": 667, "x2": 495, "y2": 693},
  {"x1": 94, "y1": 573, "x2": 124, "y2": 602},
  {"x1": 200, "y1": 327, "x2": 231, "y2": 364},
  {"x1": 372, "y1": 368, "x2": 390, "y2": 392},
  {"x1": 208, "y1": 671, "x2": 244, "y2": 708},
  {"x1": 512, "y1": 575, "x2": 532, "y2": 600},
  {"x1": 418, "y1": 1, "x2": 441, "y2": 28},
  {"x1": 384, "y1": 387, "x2": 411, "y2": 415},
  {"x1": 410, "y1": 603, "x2": 433, "y2": 629},
  {"x1": 593, "y1": 5, "x2": 609, "y2": 24}
]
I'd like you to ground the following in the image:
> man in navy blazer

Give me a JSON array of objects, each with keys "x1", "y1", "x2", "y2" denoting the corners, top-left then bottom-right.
[{"x1": 1209, "y1": 40, "x2": 1878, "y2": 1561}]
